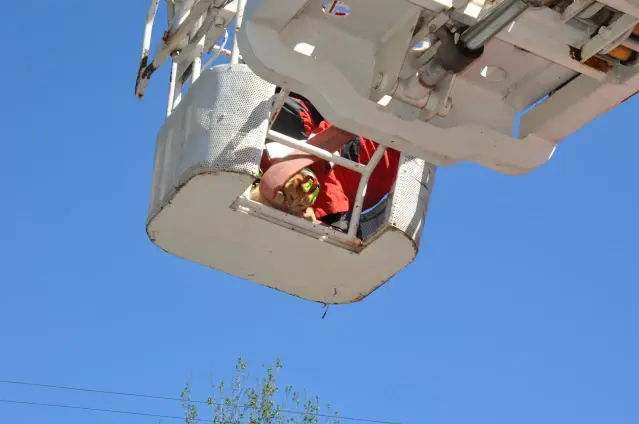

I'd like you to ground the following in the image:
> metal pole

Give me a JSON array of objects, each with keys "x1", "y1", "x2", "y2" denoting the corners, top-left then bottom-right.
[
  {"x1": 192, "y1": 38, "x2": 205, "y2": 82},
  {"x1": 266, "y1": 130, "x2": 367, "y2": 174},
  {"x1": 459, "y1": 0, "x2": 531, "y2": 51},
  {"x1": 347, "y1": 146, "x2": 387, "y2": 238},
  {"x1": 141, "y1": 0, "x2": 160, "y2": 64},
  {"x1": 230, "y1": 0, "x2": 247, "y2": 64},
  {"x1": 167, "y1": 60, "x2": 178, "y2": 117}
]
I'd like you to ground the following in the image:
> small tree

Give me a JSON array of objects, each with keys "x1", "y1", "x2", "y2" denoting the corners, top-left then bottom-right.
[{"x1": 179, "y1": 357, "x2": 340, "y2": 424}]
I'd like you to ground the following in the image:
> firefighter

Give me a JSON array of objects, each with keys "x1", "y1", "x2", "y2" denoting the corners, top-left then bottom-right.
[{"x1": 260, "y1": 90, "x2": 401, "y2": 236}]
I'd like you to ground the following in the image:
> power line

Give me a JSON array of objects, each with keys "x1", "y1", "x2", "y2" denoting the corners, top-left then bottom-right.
[
  {"x1": 0, "y1": 398, "x2": 400, "y2": 424},
  {"x1": 1, "y1": 399, "x2": 186, "y2": 421},
  {"x1": 0, "y1": 380, "x2": 400, "y2": 424}
]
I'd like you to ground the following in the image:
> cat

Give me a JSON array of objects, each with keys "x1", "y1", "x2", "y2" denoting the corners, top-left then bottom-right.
[{"x1": 250, "y1": 172, "x2": 318, "y2": 222}]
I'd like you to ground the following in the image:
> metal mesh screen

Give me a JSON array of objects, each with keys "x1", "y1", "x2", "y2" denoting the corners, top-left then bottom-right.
[
  {"x1": 359, "y1": 155, "x2": 435, "y2": 246},
  {"x1": 148, "y1": 64, "x2": 275, "y2": 221}
]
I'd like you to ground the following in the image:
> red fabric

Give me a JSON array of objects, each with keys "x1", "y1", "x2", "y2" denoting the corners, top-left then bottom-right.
[{"x1": 309, "y1": 121, "x2": 401, "y2": 219}]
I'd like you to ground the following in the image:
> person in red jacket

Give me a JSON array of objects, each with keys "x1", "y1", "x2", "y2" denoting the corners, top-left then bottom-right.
[
  {"x1": 306, "y1": 121, "x2": 400, "y2": 236},
  {"x1": 260, "y1": 90, "x2": 400, "y2": 236}
]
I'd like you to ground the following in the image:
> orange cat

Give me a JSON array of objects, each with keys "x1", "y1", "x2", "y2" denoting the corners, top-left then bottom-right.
[{"x1": 250, "y1": 171, "x2": 319, "y2": 222}]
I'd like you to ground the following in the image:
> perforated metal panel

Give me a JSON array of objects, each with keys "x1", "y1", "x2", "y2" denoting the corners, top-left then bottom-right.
[
  {"x1": 148, "y1": 64, "x2": 275, "y2": 221},
  {"x1": 358, "y1": 155, "x2": 435, "y2": 247},
  {"x1": 359, "y1": 197, "x2": 390, "y2": 241},
  {"x1": 388, "y1": 155, "x2": 436, "y2": 248}
]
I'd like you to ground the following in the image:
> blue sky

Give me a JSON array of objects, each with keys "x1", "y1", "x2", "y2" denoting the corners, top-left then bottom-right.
[{"x1": 1, "y1": 1, "x2": 638, "y2": 424}]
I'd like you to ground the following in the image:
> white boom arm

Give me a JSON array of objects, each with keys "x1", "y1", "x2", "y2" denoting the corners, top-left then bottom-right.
[{"x1": 236, "y1": 0, "x2": 639, "y2": 175}]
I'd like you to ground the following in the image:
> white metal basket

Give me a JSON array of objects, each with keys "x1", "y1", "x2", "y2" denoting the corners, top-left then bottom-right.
[{"x1": 147, "y1": 64, "x2": 435, "y2": 304}]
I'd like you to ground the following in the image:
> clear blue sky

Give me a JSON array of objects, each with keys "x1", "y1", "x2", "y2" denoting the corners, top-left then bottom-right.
[{"x1": 1, "y1": 2, "x2": 638, "y2": 424}]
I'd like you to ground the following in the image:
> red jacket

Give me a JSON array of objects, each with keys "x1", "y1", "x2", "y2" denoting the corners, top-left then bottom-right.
[{"x1": 308, "y1": 121, "x2": 400, "y2": 219}]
